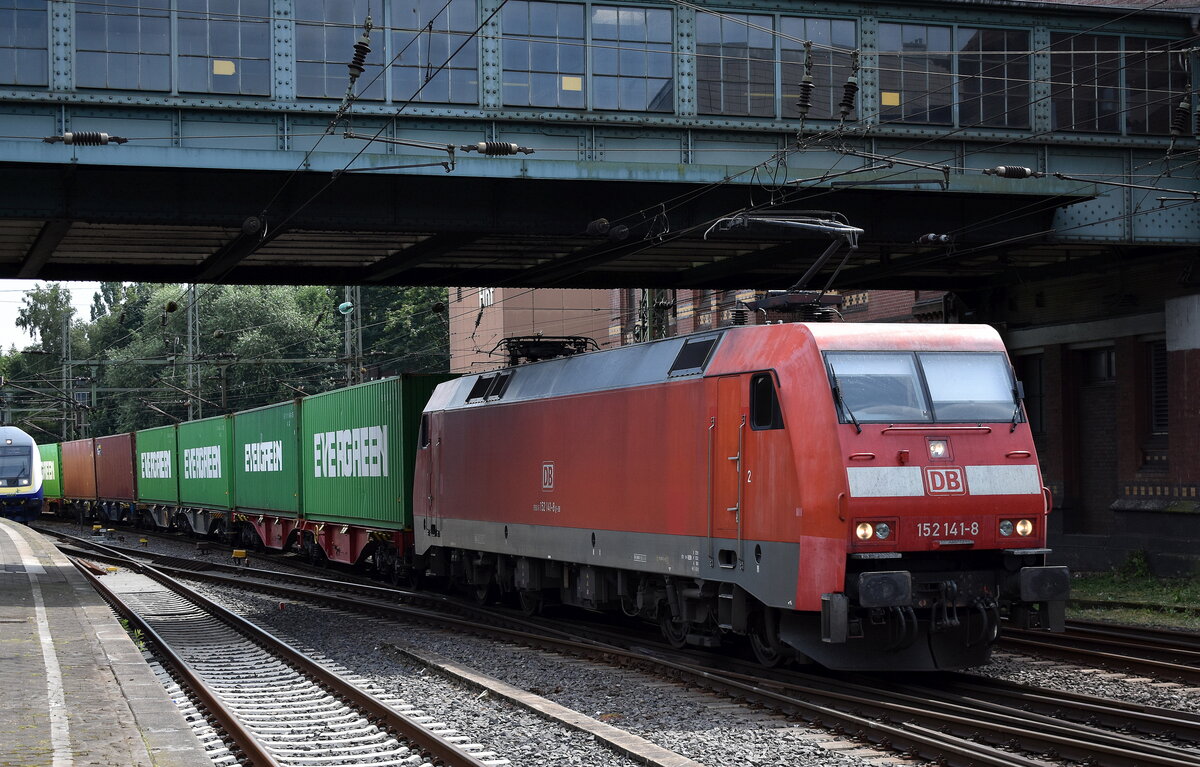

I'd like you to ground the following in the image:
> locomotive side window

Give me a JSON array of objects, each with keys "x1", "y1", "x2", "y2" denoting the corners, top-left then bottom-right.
[
  {"x1": 418, "y1": 414, "x2": 431, "y2": 448},
  {"x1": 918, "y1": 352, "x2": 1020, "y2": 422},
  {"x1": 750, "y1": 373, "x2": 784, "y2": 430},
  {"x1": 825, "y1": 353, "x2": 932, "y2": 422}
]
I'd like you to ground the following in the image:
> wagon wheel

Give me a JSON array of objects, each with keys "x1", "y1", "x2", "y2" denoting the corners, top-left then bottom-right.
[
  {"x1": 517, "y1": 590, "x2": 542, "y2": 616},
  {"x1": 658, "y1": 609, "x2": 690, "y2": 649},
  {"x1": 472, "y1": 578, "x2": 496, "y2": 605},
  {"x1": 306, "y1": 537, "x2": 328, "y2": 567},
  {"x1": 748, "y1": 610, "x2": 786, "y2": 668}
]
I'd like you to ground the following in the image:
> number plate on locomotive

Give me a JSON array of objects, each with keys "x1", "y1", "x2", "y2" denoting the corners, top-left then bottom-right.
[{"x1": 916, "y1": 521, "x2": 980, "y2": 538}]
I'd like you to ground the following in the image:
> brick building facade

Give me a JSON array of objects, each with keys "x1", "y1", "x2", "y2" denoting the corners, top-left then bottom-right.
[{"x1": 999, "y1": 258, "x2": 1200, "y2": 575}]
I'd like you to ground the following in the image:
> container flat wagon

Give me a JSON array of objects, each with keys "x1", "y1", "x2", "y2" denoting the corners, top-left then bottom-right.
[
  {"x1": 175, "y1": 415, "x2": 234, "y2": 535},
  {"x1": 60, "y1": 438, "x2": 96, "y2": 516},
  {"x1": 39, "y1": 442, "x2": 62, "y2": 515},
  {"x1": 95, "y1": 433, "x2": 137, "y2": 523},
  {"x1": 232, "y1": 400, "x2": 301, "y2": 550}
]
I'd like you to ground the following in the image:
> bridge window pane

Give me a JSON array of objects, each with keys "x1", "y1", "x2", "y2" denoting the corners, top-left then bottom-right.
[
  {"x1": 502, "y1": 1, "x2": 585, "y2": 108},
  {"x1": 177, "y1": 0, "x2": 271, "y2": 96},
  {"x1": 591, "y1": 6, "x2": 673, "y2": 112},
  {"x1": 296, "y1": 0, "x2": 384, "y2": 100},
  {"x1": 391, "y1": 0, "x2": 478, "y2": 104},
  {"x1": 1050, "y1": 33, "x2": 1120, "y2": 133},
  {"x1": 957, "y1": 28, "x2": 1029, "y2": 128},
  {"x1": 0, "y1": 0, "x2": 48, "y2": 87},
  {"x1": 697, "y1": 12, "x2": 774, "y2": 116},
  {"x1": 1125, "y1": 37, "x2": 1188, "y2": 136},
  {"x1": 780, "y1": 17, "x2": 856, "y2": 120},
  {"x1": 75, "y1": 0, "x2": 170, "y2": 91},
  {"x1": 878, "y1": 23, "x2": 952, "y2": 124}
]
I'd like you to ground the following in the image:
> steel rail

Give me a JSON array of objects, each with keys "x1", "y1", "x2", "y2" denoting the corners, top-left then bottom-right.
[
  {"x1": 1002, "y1": 629, "x2": 1200, "y2": 685},
  {"x1": 1065, "y1": 619, "x2": 1200, "y2": 652},
  {"x1": 74, "y1": 562, "x2": 284, "y2": 767},
  {"x1": 71, "y1": 548, "x2": 497, "y2": 767},
  {"x1": 939, "y1": 673, "x2": 1200, "y2": 741}
]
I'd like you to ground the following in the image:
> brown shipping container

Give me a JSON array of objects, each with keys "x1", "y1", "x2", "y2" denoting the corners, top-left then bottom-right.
[
  {"x1": 95, "y1": 433, "x2": 136, "y2": 501},
  {"x1": 61, "y1": 438, "x2": 97, "y2": 500}
]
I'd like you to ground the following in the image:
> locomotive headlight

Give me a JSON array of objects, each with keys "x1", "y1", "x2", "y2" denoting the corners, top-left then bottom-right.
[
  {"x1": 999, "y1": 519, "x2": 1014, "y2": 537},
  {"x1": 928, "y1": 439, "x2": 949, "y2": 459},
  {"x1": 874, "y1": 522, "x2": 891, "y2": 540},
  {"x1": 1016, "y1": 519, "x2": 1034, "y2": 536},
  {"x1": 856, "y1": 522, "x2": 874, "y2": 540},
  {"x1": 17, "y1": 479, "x2": 28, "y2": 486}
]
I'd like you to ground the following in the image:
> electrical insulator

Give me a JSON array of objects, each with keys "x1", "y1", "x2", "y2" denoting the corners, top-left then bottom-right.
[
  {"x1": 43, "y1": 131, "x2": 128, "y2": 146},
  {"x1": 1194, "y1": 107, "x2": 1200, "y2": 140},
  {"x1": 1170, "y1": 99, "x2": 1189, "y2": 138},
  {"x1": 460, "y1": 141, "x2": 535, "y2": 156},
  {"x1": 795, "y1": 40, "x2": 815, "y2": 120},
  {"x1": 347, "y1": 16, "x2": 373, "y2": 83},
  {"x1": 838, "y1": 50, "x2": 861, "y2": 122},
  {"x1": 795, "y1": 76, "x2": 815, "y2": 117},
  {"x1": 917, "y1": 233, "x2": 952, "y2": 245},
  {"x1": 838, "y1": 77, "x2": 858, "y2": 121},
  {"x1": 983, "y1": 165, "x2": 1037, "y2": 179},
  {"x1": 586, "y1": 218, "x2": 611, "y2": 236}
]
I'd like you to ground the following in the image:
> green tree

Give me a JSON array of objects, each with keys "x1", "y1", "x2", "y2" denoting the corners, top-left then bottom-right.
[
  {"x1": 15, "y1": 282, "x2": 75, "y2": 357},
  {"x1": 89, "y1": 281, "x2": 126, "y2": 321},
  {"x1": 3, "y1": 282, "x2": 451, "y2": 436},
  {"x1": 361, "y1": 285, "x2": 449, "y2": 373}
]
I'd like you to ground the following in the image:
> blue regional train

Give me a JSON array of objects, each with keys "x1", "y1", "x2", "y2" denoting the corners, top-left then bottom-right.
[{"x1": 0, "y1": 426, "x2": 43, "y2": 523}]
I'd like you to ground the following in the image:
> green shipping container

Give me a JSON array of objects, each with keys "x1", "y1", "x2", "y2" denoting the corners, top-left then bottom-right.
[
  {"x1": 135, "y1": 425, "x2": 178, "y2": 504},
  {"x1": 39, "y1": 443, "x2": 62, "y2": 499},
  {"x1": 178, "y1": 415, "x2": 234, "y2": 510},
  {"x1": 301, "y1": 375, "x2": 453, "y2": 528},
  {"x1": 233, "y1": 400, "x2": 300, "y2": 516}
]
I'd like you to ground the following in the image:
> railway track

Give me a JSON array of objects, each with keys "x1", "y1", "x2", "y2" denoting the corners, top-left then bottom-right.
[
  {"x1": 72, "y1": 546, "x2": 506, "y2": 767},
  {"x1": 1001, "y1": 619, "x2": 1200, "y2": 685},
  {"x1": 52, "y1": 528, "x2": 1200, "y2": 767}
]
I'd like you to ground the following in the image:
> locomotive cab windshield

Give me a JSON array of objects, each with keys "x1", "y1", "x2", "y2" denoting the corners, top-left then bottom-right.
[
  {"x1": 826, "y1": 351, "x2": 1021, "y2": 423},
  {"x1": 0, "y1": 446, "x2": 32, "y2": 486}
]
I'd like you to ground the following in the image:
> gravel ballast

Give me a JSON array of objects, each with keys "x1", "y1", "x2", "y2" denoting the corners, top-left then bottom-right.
[{"x1": 45, "y1": 522, "x2": 1200, "y2": 766}]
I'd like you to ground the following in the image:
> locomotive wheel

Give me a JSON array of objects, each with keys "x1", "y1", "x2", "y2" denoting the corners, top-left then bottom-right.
[
  {"x1": 472, "y1": 579, "x2": 496, "y2": 605},
  {"x1": 518, "y1": 590, "x2": 542, "y2": 616},
  {"x1": 658, "y1": 609, "x2": 690, "y2": 649},
  {"x1": 748, "y1": 611, "x2": 786, "y2": 667}
]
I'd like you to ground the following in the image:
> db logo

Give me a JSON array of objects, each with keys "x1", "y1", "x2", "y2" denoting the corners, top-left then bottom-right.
[
  {"x1": 541, "y1": 462, "x2": 555, "y2": 491},
  {"x1": 925, "y1": 467, "x2": 966, "y2": 494}
]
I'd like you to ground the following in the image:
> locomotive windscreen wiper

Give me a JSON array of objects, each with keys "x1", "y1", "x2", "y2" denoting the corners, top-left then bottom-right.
[{"x1": 831, "y1": 376, "x2": 862, "y2": 434}]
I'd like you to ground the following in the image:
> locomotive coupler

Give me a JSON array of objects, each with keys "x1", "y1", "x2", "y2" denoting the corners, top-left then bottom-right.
[
  {"x1": 967, "y1": 597, "x2": 1000, "y2": 646},
  {"x1": 931, "y1": 580, "x2": 961, "y2": 633}
]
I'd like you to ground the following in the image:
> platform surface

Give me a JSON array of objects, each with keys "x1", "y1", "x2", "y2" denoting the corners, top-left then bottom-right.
[{"x1": 0, "y1": 519, "x2": 212, "y2": 767}]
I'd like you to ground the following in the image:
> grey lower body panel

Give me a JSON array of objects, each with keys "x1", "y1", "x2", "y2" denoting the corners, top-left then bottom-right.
[{"x1": 416, "y1": 515, "x2": 803, "y2": 609}]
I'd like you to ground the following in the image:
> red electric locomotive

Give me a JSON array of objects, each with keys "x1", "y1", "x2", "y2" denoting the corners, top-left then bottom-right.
[{"x1": 414, "y1": 322, "x2": 1068, "y2": 670}]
